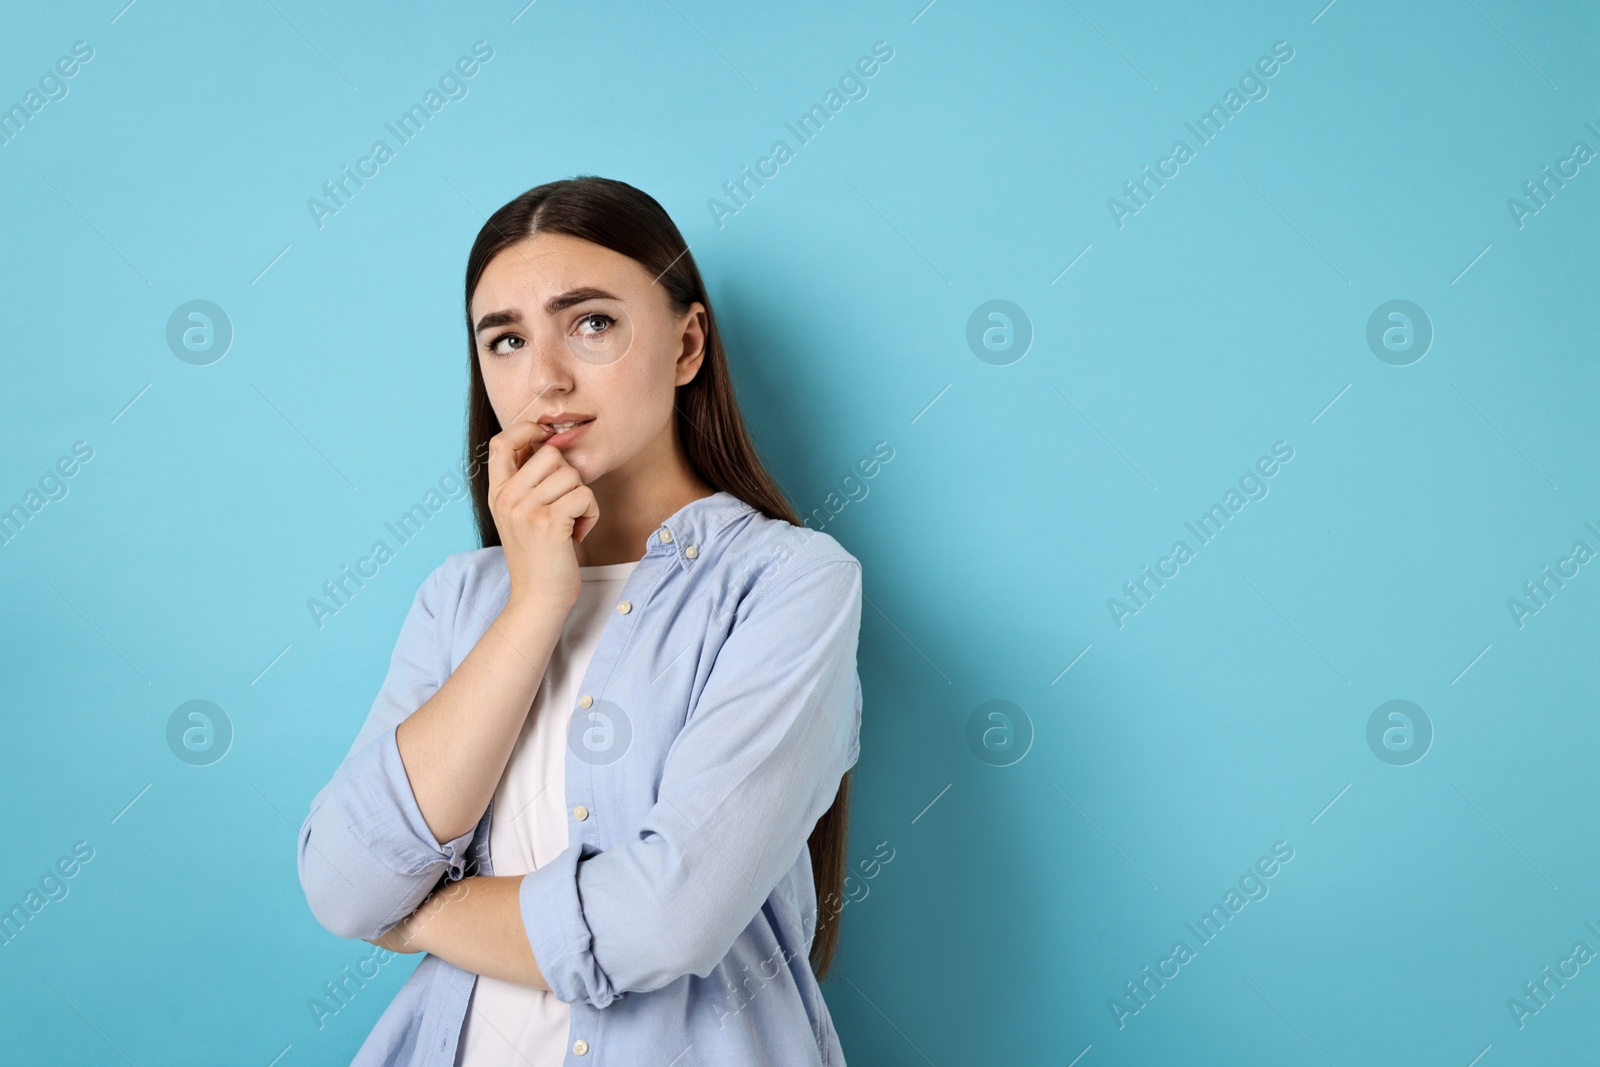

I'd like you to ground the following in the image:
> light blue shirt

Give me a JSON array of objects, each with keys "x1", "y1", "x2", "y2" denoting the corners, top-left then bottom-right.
[{"x1": 297, "y1": 490, "x2": 863, "y2": 1065}]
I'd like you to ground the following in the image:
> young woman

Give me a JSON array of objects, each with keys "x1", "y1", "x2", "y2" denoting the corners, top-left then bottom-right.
[{"x1": 297, "y1": 176, "x2": 864, "y2": 1066}]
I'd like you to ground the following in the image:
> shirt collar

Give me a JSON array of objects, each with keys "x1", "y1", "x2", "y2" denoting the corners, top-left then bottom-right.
[{"x1": 646, "y1": 490, "x2": 757, "y2": 568}]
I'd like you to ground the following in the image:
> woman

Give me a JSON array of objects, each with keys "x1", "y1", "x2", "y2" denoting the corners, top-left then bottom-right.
[{"x1": 297, "y1": 176, "x2": 863, "y2": 1065}]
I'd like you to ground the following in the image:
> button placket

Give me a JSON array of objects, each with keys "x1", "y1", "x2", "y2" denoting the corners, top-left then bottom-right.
[{"x1": 572, "y1": 695, "x2": 595, "y2": 837}]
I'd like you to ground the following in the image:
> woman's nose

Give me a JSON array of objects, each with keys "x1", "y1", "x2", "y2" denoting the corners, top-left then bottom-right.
[{"x1": 525, "y1": 333, "x2": 574, "y2": 393}]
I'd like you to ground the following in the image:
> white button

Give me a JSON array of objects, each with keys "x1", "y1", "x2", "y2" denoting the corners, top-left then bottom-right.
[
  {"x1": 578, "y1": 694, "x2": 593, "y2": 709},
  {"x1": 573, "y1": 805, "x2": 589, "y2": 821},
  {"x1": 684, "y1": 545, "x2": 698, "y2": 559},
  {"x1": 573, "y1": 1039, "x2": 589, "y2": 1056},
  {"x1": 659, "y1": 528, "x2": 674, "y2": 543},
  {"x1": 615, "y1": 600, "x2": 631, "y2": 614}
]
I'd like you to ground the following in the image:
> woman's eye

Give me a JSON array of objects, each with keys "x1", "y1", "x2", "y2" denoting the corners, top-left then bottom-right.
[
  {"x1": 487, "y1": 333, "x2": 524, "y2": 356},
  {"x1": 576, "y1": 313, "x2": 615, "y2": 335}
]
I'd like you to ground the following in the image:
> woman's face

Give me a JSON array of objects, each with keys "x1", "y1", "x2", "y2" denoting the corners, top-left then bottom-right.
[{"x1": 470, "y1": 231, "x2": 706, "y2": 486}]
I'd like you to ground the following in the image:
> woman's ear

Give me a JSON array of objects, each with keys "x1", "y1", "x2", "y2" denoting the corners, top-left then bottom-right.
[{"x1": 675, "y1": 301, "x2": 708, "y2": 385}]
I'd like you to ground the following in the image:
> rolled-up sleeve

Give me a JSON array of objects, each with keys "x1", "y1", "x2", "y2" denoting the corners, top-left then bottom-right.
[
  {"x1": 518, "y1": 555, "x2": 864, "y2": 1007},
  {"x1": 297, "y1": 560, "x2": 478, "y2": 941}
]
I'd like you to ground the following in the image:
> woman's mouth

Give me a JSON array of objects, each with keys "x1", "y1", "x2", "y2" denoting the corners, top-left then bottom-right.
[{"x1": 540, "y1": 417, "x2": 594, "y2": 447}]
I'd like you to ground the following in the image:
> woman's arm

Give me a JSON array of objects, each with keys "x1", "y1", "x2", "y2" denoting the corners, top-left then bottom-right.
[
  {"x1": 398, "y1": 422, "x2": 597, "y2": 845},
  {"x1": 394, "y1": 594, "x2": 569, "y2": 846},
  {"x1": 297, "y1": 565, "x2": 567, "y2": 941},
  {"x1": 372, "y1": 875, "x2": 551, "y2": 990},
  {"x1": 301, "y1": 425, "x2": 593, "y2": 942}
]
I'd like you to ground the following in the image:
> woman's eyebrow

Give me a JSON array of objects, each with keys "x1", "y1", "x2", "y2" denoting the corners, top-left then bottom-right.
[
  {"x1": 474, "y1": 309, "x2": 521, "y2": 334},
  {"x1": 545, "y1": 286, "x2": 619, "y2": 313},
  {"x1": 474, "y1": 288, "x2": 621, "y2": 335}
]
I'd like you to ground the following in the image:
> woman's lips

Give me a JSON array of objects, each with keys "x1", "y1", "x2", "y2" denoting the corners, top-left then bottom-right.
[{"x1": 543, "y1": 418, "x2": 594, "y2": 447}]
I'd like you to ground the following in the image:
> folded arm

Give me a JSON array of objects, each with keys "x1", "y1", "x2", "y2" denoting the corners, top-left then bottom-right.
[
  {"x1": 298, "y1": 723, "x2": 485, "y2": 940},
  {"x1": 369, "y1": 874, "x2": 550, "y2": 991}
]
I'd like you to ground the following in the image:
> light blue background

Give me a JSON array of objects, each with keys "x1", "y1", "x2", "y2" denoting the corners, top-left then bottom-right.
[{"x1": 2, "y1": 1, "x2": 1597, "y2": 1063}]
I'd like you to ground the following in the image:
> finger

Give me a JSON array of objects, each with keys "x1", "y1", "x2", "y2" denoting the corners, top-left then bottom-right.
[
  {"x1": 504, "y1": 421, "x2": 553, "y2": 482},
  {"x1": 488, "y1": 420, "x2": 552, "y2": 490},
  {"x1": 554, "y1": 484, "x2": 600, "y2": 543},
  {"x1": 502, "y1": 447, "x2": 584, "y2": 511},
  {"x1": 502, "y1": 460, "x2": 585, "y2": 511}
]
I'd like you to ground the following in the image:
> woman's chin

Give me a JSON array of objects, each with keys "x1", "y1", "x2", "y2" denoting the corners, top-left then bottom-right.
[{"x1": 564, "y1": 453, "x2": 600, "y2": 484}]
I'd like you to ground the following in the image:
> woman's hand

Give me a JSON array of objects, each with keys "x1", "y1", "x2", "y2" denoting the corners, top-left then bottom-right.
[{"x1": 487, "y1": 419, "x2": 600, "y2": 615}]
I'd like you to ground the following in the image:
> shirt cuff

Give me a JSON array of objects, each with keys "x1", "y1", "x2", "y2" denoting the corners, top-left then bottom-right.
[
  {"x1": 519, "y1": 841, "x2": 618, "y2": 1009},
  {"x1": 337, "y1": 724, "x2": 477, "y2": 881}
]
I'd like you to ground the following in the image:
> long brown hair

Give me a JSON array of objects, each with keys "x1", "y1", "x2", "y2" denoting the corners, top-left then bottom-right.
[{"x1": 460, "y1": 176, "x2": 852, "y2": 978}]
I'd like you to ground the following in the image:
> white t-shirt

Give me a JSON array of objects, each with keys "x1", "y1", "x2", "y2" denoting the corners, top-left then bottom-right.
[{"x1": 456, "y1": 560, "x2": 638, "y2": 1067}]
